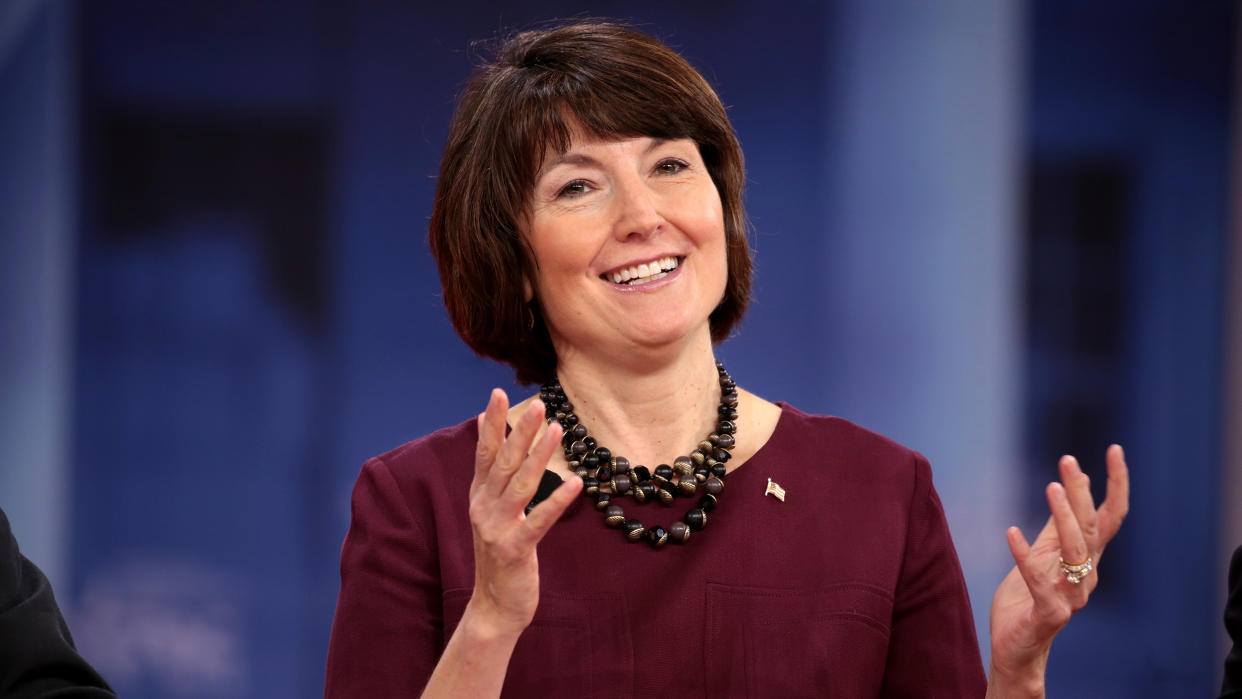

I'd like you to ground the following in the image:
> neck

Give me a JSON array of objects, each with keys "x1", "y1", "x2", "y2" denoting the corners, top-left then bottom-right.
[{"x1": 551, "y1": 330, "x2": 721, "y2": 470}]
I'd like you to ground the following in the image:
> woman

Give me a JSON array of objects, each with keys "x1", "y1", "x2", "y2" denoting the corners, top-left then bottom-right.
[{"x1": 324, "y1": 21, "x2": 1129, "y2": 698}]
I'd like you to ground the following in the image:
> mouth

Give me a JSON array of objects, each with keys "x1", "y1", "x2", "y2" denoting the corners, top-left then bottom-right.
[{"x1": 600, "y1": 256, "x2": 682, "y2": 286}]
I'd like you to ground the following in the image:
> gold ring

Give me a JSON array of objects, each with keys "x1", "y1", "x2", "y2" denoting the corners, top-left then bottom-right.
[{"x1": 1059, "y1": 556, "x2": 1093, "y2": 584}]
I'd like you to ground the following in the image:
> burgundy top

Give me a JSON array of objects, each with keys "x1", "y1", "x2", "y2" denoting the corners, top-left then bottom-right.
[{"x1": 324, "y1": 403, "x2": 987, "y2": 698}]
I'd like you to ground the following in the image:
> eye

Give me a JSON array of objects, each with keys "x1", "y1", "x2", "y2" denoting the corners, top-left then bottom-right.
[
  {"x1": 654, "y1": 158, "x2": 689, "y2": 175},
  {"x1": 556, "y1": 179, "x2": 593, "y2": 199}
]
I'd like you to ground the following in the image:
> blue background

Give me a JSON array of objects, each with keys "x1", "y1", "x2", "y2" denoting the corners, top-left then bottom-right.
[{"x1": 1, "y1": 1, "x2": 1237, "y2": 697}]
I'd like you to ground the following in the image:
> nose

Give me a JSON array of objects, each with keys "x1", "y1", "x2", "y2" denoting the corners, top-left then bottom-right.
[{"x1": 611, "y1": 173, "x2": 663, "y2": 241}]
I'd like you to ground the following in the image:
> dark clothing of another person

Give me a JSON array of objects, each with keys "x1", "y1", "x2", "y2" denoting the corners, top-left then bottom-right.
[
  {"x1": 326, "y1": 403, "x2": 987, "y2": 698},
  {"x1": 0, "y1": 508, "x2": 115, "y2": 698},
  {"x1": 1224, "y1": 545, "x2": 1242, "y2": 698}
]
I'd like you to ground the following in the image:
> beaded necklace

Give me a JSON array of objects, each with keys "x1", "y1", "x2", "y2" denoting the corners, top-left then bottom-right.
[{"x1": 539, "y1": 361, "x2": 739, "y2": 549}]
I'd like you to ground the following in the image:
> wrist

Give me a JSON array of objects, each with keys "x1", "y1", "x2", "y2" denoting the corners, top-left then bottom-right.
[
  {"x1": 460, "y1": 598, "x2": 528, "y2": 646},
  {"x1": 986, "y1": 657, "x2": 1046, "y2": 699}
]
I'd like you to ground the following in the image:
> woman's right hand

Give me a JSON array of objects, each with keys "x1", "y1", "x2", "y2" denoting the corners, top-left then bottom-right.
[{"x1": 464, "y1": 389, "x2": 583, "y2": 638}]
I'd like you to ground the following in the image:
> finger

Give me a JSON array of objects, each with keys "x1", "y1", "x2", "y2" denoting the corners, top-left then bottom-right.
[
  {"x1": 1006, "y1": 526, "x2": 1056, "y2": 607},
  {"x1": 1059, "y1": 455, "x2": 1099, "y2": 552},
  {"x1": 486, "y1": 399, "x2": 546, "y2": 498},
  {"x1": 1048, "y1": 482, "x2": 1091, "y2": 569},
  {"x1": 474, "y1": 389, "x2": 510, "y2": 485},
  {"x1": 1096, "y1": 444, "x2": 1130, "y2": 549},
  {"x1": 503, "y1": 418, "x2": 564, "y2": 507},
  {"x1": 523, "y1": 475, "x2": 584, "y2": 541}
]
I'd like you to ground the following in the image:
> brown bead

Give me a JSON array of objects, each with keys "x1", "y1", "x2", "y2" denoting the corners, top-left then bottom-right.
[
  {"x1": 610, "y1": 473, "x2": 631, "y2": 495},
  {"x1": 672, "y1": 456, "x2": 693, "y2": 476},
  {"x1": 595, "y1": 492, "x2": 612, "y2": 511},
  {"x1": 583, "y1": 476, "x2": 599, "y2": 495},
  {"x1": 716, "y1": 434, "x2": 735, "y2": 449},
  {"x1": 697, "y1": 440, "x2": 713, "y2": 454},
  {"x1": 657, "y1": 487, "x2": 674, "y2": 506},
  {"x1": 669, "y1": 521, "x2": 690, "y2": 543},
  {"x1": 690, "y1": 451, "x2": 705, "y2": 465},
  {"x1": 613, "y1": 456, "x2": 630, "y2": 473},
  {"x1": 705, "y1": 476, "x2": 724, "y2": 496},
  {"x1": 571, "y1": 440, "x2": 588, "y2": 455},
  {"x1": 604, "y1": 505, "x2": 626, "y2": 527},
  {"x1": 677, "y1": 478, "x2": 698, "y2": 497},
  {"x1": 646, "y1": 526, "x2": 669, "y2": 549},
  {"x1": 654, "y1": 464, "x2": 673, "y2": 481}
]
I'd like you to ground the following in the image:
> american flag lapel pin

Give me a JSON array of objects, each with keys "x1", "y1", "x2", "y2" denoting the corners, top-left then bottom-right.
[{"x1": 765, "y1": 478, "x2": 786, "y2": 502}]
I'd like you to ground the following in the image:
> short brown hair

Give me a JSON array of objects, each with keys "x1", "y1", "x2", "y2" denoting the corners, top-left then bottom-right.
[{"x1": 429, "y1": 20, "x2": 752, "y2": 384}]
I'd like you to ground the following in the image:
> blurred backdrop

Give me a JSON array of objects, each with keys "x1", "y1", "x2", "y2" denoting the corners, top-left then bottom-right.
[{"x1": 1, "y1": 0, "x2": 1238, "y2": 697}]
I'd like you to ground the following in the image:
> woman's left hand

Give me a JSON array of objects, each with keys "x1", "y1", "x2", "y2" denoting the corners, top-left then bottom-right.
[{"x1": 986, "y1": 445, "x2": 1130, "y2": 697}]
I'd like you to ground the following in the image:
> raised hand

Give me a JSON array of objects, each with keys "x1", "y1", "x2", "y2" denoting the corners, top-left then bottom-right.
[
  {"x1": 465, "y1": 389, "x2": 583, "y2": 638},
  {"x1": 987, "y1": 445, "x2": 1130, "y2": 697}
]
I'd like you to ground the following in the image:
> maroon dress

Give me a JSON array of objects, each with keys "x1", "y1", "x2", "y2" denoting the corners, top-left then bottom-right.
[{"x1": 324, "y1": 403, "x2": 987, "y2": 698}]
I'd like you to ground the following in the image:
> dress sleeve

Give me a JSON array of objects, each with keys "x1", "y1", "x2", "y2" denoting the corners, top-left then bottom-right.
[
  {"x1": 880, "y1": 453, "x2": 987, "y2": 698},
  {"x1": 324, "y1": 456, "x2": 445, "y2": 698},
  {"x1": 0, "y1": 508, "x2": 117, "y2": 698},
  {"x1": 1222, "y1": 545, "x2": 1242, "y2": 698}
]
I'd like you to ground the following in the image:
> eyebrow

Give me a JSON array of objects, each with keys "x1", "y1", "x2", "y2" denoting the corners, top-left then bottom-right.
[{"x1": 536, "y1": 138, "x2": 673, "y2": 181}]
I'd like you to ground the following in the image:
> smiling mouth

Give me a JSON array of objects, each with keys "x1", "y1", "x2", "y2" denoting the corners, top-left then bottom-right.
[{"x1": 601, "y1": 256, "x2": 681, "y2": 286}]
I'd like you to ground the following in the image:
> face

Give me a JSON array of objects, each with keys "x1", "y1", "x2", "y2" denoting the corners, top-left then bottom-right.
[{"x1": 523, "y1": 133, "x2": 728, "y2": 360}]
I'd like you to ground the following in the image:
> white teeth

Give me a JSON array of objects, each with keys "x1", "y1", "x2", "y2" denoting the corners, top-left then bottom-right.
[{"x1": 605, "y1": 256, "x2": 681, "y2": 285}]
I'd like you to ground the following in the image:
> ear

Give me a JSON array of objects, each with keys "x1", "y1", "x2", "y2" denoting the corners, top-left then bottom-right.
[{"x1": 522, "y1": 275, "x2": 534, "y2": 303}]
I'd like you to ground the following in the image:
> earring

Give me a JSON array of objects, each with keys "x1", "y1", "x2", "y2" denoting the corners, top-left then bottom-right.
[{"x1": 526, "y1": 305, "x2": 535, "y2": 331}]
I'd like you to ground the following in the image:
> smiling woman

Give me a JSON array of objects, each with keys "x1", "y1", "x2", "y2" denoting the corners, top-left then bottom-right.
[{"x1": 323, "y1": 19, "x2": 1129, "y2": 699}]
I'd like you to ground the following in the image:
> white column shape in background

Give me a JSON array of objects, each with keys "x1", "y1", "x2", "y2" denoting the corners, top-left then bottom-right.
[
  {"x1": 822, "y1": 0, "x2": 1023, "y2": 656},
  {"x1": 0, "y1": 0, "x2": 76, "y2": 591}
]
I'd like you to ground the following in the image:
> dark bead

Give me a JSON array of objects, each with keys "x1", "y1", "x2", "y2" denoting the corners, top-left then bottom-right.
[
  {"x1": 610, "y1": 473, "x2": 631, "y2": 495},
  {"x1": 693, "y1": 466, "x2": 710, "y2": 482},
  {"x1": 654, "y1": 464, "x2": 673, "y2": 481},
  {"x1": 727, "y1": 409, "x2": 739, "y2": 421},
  {"x1": 613, "y1": 456, "x2": 630, "y2": 473},
  {"x1": 713, "y1": 448, "x2": 731, "y2": 462},
  {"x1": 669, "y1": 521, "x2": 690, "y2": 543},
  {"x1": 583, "y1": 476, "x2": 599, "y2": 495},
  {"x1": 698, "y1": 494, "x2": 718, "y2": 513},
  {"x1": 574, "y1": 466, "x2": 590, "y2": 479},
  {"x1": 711, "y1": 463, "x2": 727, "y2": 479},
  {"x1": 555, "y1": 411, "x2": 567, "y2": 422},
  {"x1": 697, "y1": 440, "x2": 713, "y2": 454},
  {"x1": 570, "y1": 423, "x2": 588, "y2": 440},
  {"x1": 595, "y1": 492, "x2": 612, "y2": 511},
  {"x1": 646, "y1": 526, "x2": 669, "y2": 549},
  {"x1": 622, "y1": 519, "x2": 645, "y2": 541},
  {"x1": 632, "y1": 466, "x2": 652, "y2": 482},
  {"x1": 705, "y1": 476, "x2": 724, "y2": 496},
  {"x1": 717, "y1": 421, "x2": 735, "y2": 435},
  {"x1": 677, "y1": 478, "x2": 698, "y2": 497},
  {"x1": 716, "y1": 434, "x2": 735, "y2": 449},
  {"x1": 582, "y1": 453, "x2": 600, "y2": 469},
  {"x1": 571, "y1": 440, "x2": 588, "y2": 456},
  {"x1": 634, "y1": 481, "x2": 656, "y2": 504},
  {"x1": 562, "y1": 431, "x2": 575, "y2": 447},
  {"x1": 657, "y1": 487, "x2": 674, "y2": 506},
  {"x1": 595, "y1": 447, "x2": 612, "y2": 463},
  {"x1": 596, "y1": 465, "x2": 612, "y2": 482},
  {"x1": 565, "y1": 414, "x2": 579, "y2": 426},
  {"x1": 689, "y1": 451, "x2": 705, "y2": 465},
  {"x1": 584, "y1": 436, "x2": 597, "y2": 450},
  {"x1": 568, "y1": 460, "x2": 581, "y2": 470},
  {"x1": 685, "y1": 508, "x2": 707, "y2": 531},
  {"x1": 605, "y1": 505, "x2": 626, "y2": 527},
  {"x1": 672, "y1": 456, "x2": 693, "y2": 475},
  {"x1": 561, "y1": 401, "x2": 573, "y2": 413}
]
